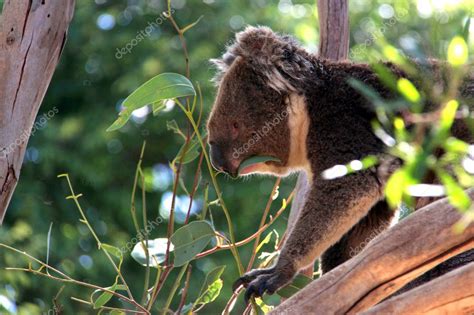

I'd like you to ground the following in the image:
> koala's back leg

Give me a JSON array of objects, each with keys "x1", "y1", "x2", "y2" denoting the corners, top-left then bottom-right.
[{"x1": 320, "y1": 200, "x2": 394, "y2": 273}]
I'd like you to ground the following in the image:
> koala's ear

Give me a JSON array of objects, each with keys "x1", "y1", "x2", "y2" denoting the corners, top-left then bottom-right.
[
  {"x1": 211, "y1": 26, "x2": 315, "y2": 92},
  {"x1": 235, "y1": 26, "x2": 314, "y2": 92},
  {"x1": 210, "y1": 51, "x2": 237, "y2": 85},
  {"x1": 234, "y1": 26, "x2": 278, "y2": 59}
]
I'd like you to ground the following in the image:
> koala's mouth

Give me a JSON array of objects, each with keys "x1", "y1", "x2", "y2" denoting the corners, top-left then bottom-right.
[{"x1": 236, "y1": 156, "x2": 281, "y2": 176}]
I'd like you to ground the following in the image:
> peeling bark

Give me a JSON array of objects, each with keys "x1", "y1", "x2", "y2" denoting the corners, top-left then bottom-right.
[{"x1": 0, "y1": 0, "x2": 75, "y2": 223}]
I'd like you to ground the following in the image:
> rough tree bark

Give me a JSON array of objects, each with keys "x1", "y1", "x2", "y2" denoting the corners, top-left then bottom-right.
[
  {"x1": 0, "y1": 0, "x2": 75, "y2": 223},
  {"x1": 272, "y1": 190, "x2": 474, "y2": 314},
  {"x1": 287, "y1": 0, "x2": 349, "y2": 277}
]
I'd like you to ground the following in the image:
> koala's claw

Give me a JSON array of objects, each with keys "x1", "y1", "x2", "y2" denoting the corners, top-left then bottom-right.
[
  {"x1": 232, "y1": 268, "x2": 274, "y2": 292},
  {"x1": 234, "y1": 267, "x2": 293, "y2": 304},
  {"x1": 243, "y1": 273, "x2": 283, "y2": 304}
]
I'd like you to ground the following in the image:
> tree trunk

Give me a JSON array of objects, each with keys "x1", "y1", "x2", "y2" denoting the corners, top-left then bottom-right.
[
  {"x1": 0, "y1": 0, "x2": 75, "y2": 223},
  {"x1": 272, "y1": 190, "x2": 474, "y2": 314},
  {"x1": 288, "y1": 0, "x2": 349, "y2": 277}
]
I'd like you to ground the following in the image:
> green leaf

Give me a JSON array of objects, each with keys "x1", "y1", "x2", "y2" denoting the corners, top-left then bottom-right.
[
  {"x1": 385, "y1": 169, "x2": 408, "y2": 208},
  {"x1": 238, "y1": 156, "x2": 281, "y2": 175},
  {"x1": 447, "y1": 36, "x2": 468, "y2": 67},
  {"x1": 382, "y1": 45, "x2": 406, "y2": 65},
  {"x1": 277, "y1": 274, "x2": 312, "y2": 298},
  {"x1": 91, "y1": 283, "x2": 127, "y2": 309},
  {"x1": 107, "y1": 73, "x2": 195, "y2": 131},
  {"x1": 461, "y1": 16, "x2": 471, "y2": 42},
  {"x1": 361, "y1": 155, "x2": 378, "y2": 168},
  {"x1": 196, "y1": 279, "x2": 222, "y2": 306},
  {"x1": 348, "y1": 78, "x2": 385, "y2": 106},
  {"x1": 174, "y1": 138, "x2": 200, "y2": 165},
  {"x1": 131, "y1": 238, "x2": 172, "y2": 267},
  {"x1": 440, "y1": 100, "x2": 459, "y2": 133},
  {"x1": 444, "y1": 137, "x2": 469, "y2": 154},
  {"x1": 256, "y1": 298, "x2": 274, "y2": 313},
  {"x1": 101, "y1": 243, "x2": 123, "y2": 259},
  {"x1": 438, "y1": 170, "x2": 471, "y2": 211},
  {"x1": 194, "y1": 265, "x2": 226, "y2": 308},
  {"x1": 171, "y1": 221, "x2": 215, "y2": 267},
  {"x1": 256, "y1": 231, "x2": 273, "y2": 253},
  {"x1": 371, "y1": 63, "x2": 398, "y2": 92},
  {"x1": 397, "y1": 78, "x2": 420, "y2": 103}
]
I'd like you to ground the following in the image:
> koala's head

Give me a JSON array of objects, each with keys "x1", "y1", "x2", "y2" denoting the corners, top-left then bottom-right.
[{"x1": 207, "y1": 26, "x2": 313, "y2": 178}]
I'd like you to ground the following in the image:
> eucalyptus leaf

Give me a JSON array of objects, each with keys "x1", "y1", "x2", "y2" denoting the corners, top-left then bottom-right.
[
  {"x1": 193, "y1": 265, "x2": 226, "y2": 308},
  {"x1": 131, "y1": 238, "x2": 172, "y2": 267},
  {"x1": 171, "y1": 221, "x2": 215, "y2": 267},
  {"x1": 385, "y1": 169, "x2": 408, "y2": 208},
  {"x1": 256, "y1": 231, "x2": 273, "y2": 253},
  {"x1": 91, "y1": 283, "x2": 127, "y2": 309},
  {"x1": 101, "y1": 243, "x2": 123, "y2": 259},
  {"x1": 107, "y1": 73, "x2": 195, "y2": 131},
  {"x1": 238, "y1": 156, "x2": 281, "y2": 175},
  {"x1": 438, "y1": 170, "x2": 471, "y2": 211},
  {"x1": 447, "y1": 36, "x2": 468, "y2": 67},
  {"x1": 197, "y1": 279, "x2": 222, "y2": 306},
  {"x1": 174, "y1": 138, "x2": 200, "y2": 165}
]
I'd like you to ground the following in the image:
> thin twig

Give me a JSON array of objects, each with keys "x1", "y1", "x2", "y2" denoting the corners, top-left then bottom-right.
[
  {"x1": 58, "y1": 174, "x2": 135, "y2": 300},
  {"x1": 176, "y1": 264, "x2": 193, "y2": 314},
  {"x1": 1, "y1": 244, "x2": 149, "y2": 314},
  {"x1": 246, "y1": 179, "x2": 281, "y2": 271},
  {"x1": 196, "y1": 189, "x2": 295, "y2": 259}
]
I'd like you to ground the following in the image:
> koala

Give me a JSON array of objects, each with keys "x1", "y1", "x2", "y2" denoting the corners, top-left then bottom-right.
[{"x1": 206, "y1": 26, "x2": 474, "y2": 303}]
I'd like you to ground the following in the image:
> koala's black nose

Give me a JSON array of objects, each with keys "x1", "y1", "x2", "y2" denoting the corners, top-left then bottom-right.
[
  {"x1": 210, "y1": 144, "x2": 226, "y2": 171},
  {"x1": 210, "y1": 144, "x2": 233, "y2": 174}
]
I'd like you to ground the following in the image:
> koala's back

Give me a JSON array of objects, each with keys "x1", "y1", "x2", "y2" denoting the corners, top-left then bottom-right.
[
  {"x1": 303, "y1": 61, "x2": 394, "y2": 173},
  {"x1": 302, "y1": 59, "x2": 473, "y2": 174}
]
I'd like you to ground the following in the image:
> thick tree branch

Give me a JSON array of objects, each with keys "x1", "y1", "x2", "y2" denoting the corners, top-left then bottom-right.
[
  {"x1": 364, "y1": 262, "x2": 474, "y2": 314},
  {"x1": 272, "y1": 190, "x2": 474, "y2": 314},
  {"x1": 0, "y1": 0, "x2": 75, "y2": 223}
]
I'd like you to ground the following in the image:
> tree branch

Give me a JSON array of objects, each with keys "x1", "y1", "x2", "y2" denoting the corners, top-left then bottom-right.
[
  {"x1": 364, "y1": 262, "x2": 474, "y2": 314},
  {"x1": 272, "y1": 190, "x2": 474, "y2": 314}
]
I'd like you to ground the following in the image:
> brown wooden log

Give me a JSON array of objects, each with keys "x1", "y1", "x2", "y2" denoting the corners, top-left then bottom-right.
[
  {"x1": 272, "y1": 190, "x2": 474, "y2": 314},
  {"x1": 0, "y1": 0, "x2": 75, "y2": 223},
  {"x1": 364, "y1": 262, "x2": 474, "y2": 315}
]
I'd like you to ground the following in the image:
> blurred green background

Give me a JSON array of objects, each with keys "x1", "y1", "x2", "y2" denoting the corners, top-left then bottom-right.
[{"x1": 0, "y1": 0, "x2": 472, "y2": 314}]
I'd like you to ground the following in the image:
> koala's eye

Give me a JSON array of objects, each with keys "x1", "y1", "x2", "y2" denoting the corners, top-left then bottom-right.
[{"x1": 231, "y1": 122, "x2": 239, "y2": 139}]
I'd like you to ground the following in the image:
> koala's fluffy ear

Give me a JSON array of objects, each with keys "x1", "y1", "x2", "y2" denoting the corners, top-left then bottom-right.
[{"x1": 211, "y1": 26, "x2": 314, "y2": 92}]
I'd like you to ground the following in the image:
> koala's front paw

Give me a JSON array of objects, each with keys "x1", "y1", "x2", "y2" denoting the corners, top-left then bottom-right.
[{"x1": 233, "y1": 264, "x2": 296, "y2": 303}]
